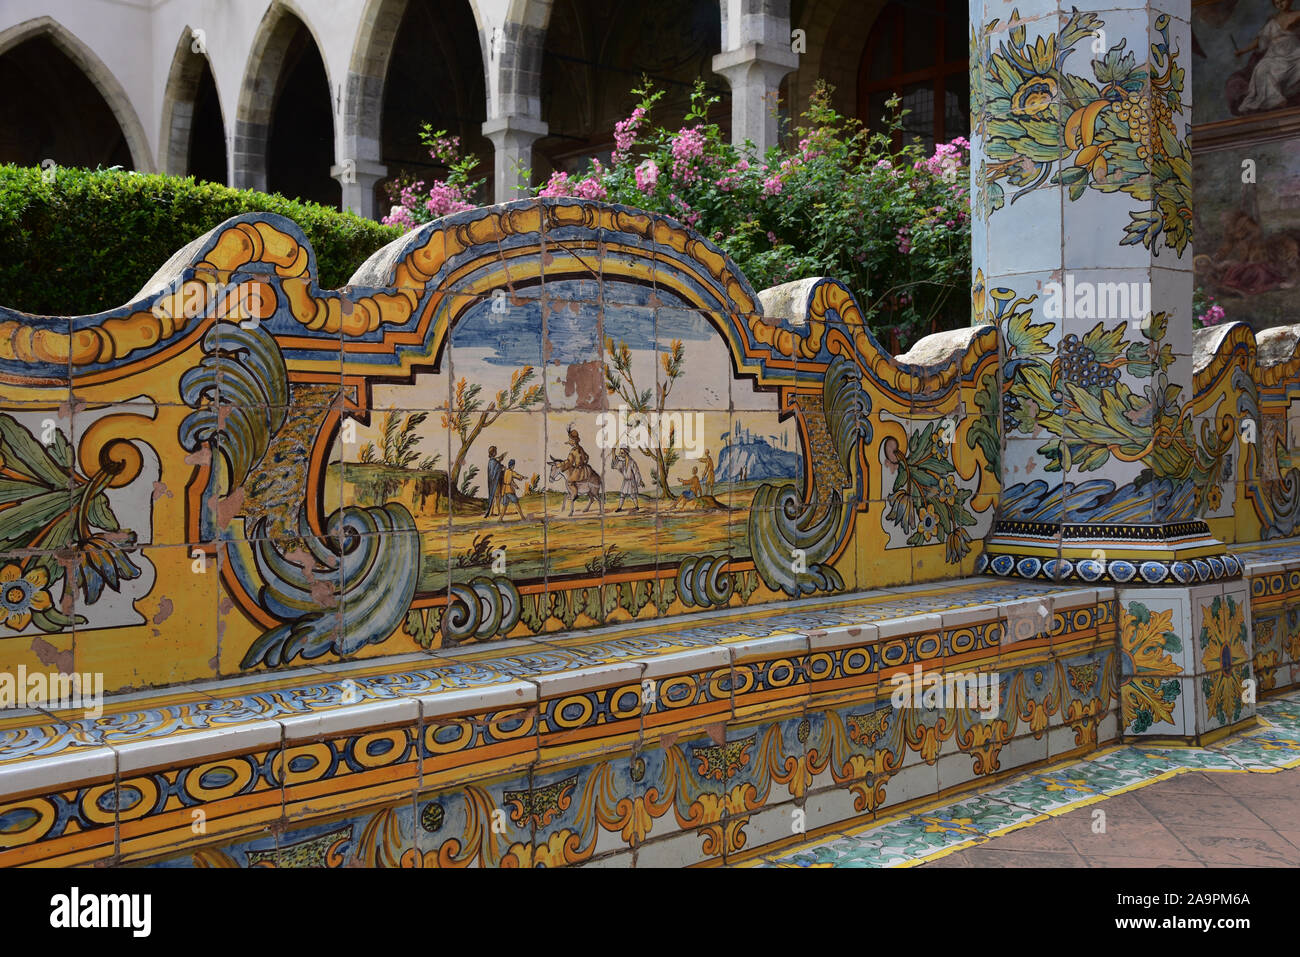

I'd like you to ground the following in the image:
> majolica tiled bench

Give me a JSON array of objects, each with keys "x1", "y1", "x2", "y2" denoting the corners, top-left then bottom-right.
[
  {"x1": 0, "y1": 578, "x2": 1118, "y2": 867},
  {"x1": 4, "y1": 201, "x2": 1299, "y2": 867},
  {"x1": 1235, "y1": 540, "x2": 1300, "y2": 695}
]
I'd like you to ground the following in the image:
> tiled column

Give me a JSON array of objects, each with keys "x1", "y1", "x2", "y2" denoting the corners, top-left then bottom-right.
[
  {"x1": 712, "y1": 0, "x2": 798, "y2": 153},
  {"x1": 969, "y1": 0, "x2": 1252, "y2": 740}
]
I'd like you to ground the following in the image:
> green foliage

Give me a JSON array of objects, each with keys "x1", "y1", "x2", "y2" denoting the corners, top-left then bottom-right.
[
  {"x1": 563, "y1": 80, "x2": 971, "y2": 349},
  {"x1": 585, "y1": 544, "x2": 626, "y2": 575},
  {"x1": 387, "y1": 79, "x2": 972, "y2": 351},
  {"x1": 0, "y1": 165, "x2": 402, "y2": 315}
]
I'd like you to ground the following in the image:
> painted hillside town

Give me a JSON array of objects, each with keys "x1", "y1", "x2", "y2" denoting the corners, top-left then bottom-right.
[{"x1": 0, "y1": 0, "x2": 1298, "y2": 908}]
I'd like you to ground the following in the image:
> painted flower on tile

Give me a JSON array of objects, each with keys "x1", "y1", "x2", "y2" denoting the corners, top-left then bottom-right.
[
  {"x1": 1119, "y1": 601, "x2": 1183, "y2": 734},
  {"x1": 1010, "y1": 71, "x2": 1058, "y2": 119},
  {"x1": 883, "y1": 420, "x2": 977, "y2": 563},
  {"x1": 0, "y1": 563, "x2": 52, "y2": 631},
  {"x1": 976, "y1": 9, "x2": 1192, "y2": 255},
  {"x1": 918, "y1": 506, "x2": 941, "y2": 542},
  {"x1": 1199, "y1": 594, "x2": 1249, "y2": 725},
  {"x1": 0, "y1": 414, "x2": 140, "y2": 633}
]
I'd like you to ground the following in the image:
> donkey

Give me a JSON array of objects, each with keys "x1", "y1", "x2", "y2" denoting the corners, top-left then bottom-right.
[{"x1": 548, "y1": 457, "x2": 602, "y2": 514}]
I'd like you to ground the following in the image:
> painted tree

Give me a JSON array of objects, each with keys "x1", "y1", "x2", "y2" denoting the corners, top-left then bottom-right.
[
  {"x1": 603, "y1": 337, "x2": 685, "y2": 498},
  {"x1": 379, "y1": 411, "x2": 430, "y2": 468},
  {"x1": 441, "y1": 366, "x2": 543, "y2": 500}
]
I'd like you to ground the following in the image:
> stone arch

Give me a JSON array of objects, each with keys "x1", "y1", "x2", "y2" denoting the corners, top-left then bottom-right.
[
  {"x1": 159, "y1": 27, "x2": 228, "y2": 181},
  {"x1": 0, "y1": 15, "x2": 155, "y2": 172},
  {"x1": 342, "y1": 0, "x2": 410, "y2": 171},
  {"x1": 233, "y1": 1, "x2": 337, "y2": 204},
  {"x1": 536, "y1": 0, "x2": 723, "y2": 178},
  {"x1": 787, "y1": 0, "x2": 885, "y2": 120},
  {"x1": 487, "y1": 0, "x2": 552, "y2": 113},
  {"x1": 347, "y1": 0, "x2": 497, "y2": 214}
]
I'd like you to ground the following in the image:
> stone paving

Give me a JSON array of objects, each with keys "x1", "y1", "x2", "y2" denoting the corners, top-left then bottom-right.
[{"x1": 742, "y1": 689, "x2": 1300, "y2": 868}]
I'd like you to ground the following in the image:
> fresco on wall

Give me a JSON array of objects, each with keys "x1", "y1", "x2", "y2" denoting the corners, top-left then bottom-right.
[
  {"x1": 1191, "y1": 1, "x2": 1300, "y2": 329},
  {"x1": 1193, "y1": 141, "x2": 1300, "y2": 329},
  {"x1": 1193, "y1": 0, "x2": 1300, "y2": 125}
]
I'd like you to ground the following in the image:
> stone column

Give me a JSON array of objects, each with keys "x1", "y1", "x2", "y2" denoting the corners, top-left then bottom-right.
[
  {"x1": 482, "y1": 12, "x2": 549, "y2": 203},
  {"x1": 482, "y1": 115, "x2": 548, "y2": 203},
  {"x1": 712, "y1": 0, "x2": 798, "y2": 153},
  {"x1": 970, "y1": 0, "x2": 1253, "y2": 741},
  {"x1": 333, "y1": 158, "x2": 387, "y2": 219}
]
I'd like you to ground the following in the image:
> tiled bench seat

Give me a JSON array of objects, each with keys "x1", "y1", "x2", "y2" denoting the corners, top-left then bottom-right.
[{"x1": 0, "y1": 578, "x2": 1119, "y2": 867}]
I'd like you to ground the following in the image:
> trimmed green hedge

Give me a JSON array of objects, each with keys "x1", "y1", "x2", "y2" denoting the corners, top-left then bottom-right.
[{"x1": 0, "y1": 165, "x2": 403, "y2": 316}]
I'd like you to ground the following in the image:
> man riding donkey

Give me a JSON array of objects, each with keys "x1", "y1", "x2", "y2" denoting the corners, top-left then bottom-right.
[{"x1": 548, "y1": 425, "x2": 603, "y2": 514}]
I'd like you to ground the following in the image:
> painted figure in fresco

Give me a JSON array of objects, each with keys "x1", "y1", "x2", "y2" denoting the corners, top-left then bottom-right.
[
  {"x1": 1197, "y1": 208, "x2": 1299, "y2": 297},
  {"x1": 611, "y1": 446, "x2": 644, "y2": 511},
  {"x1": 701, "y1": 449, "x2": 716, "y2": 495},
  {"x1": 548, "y1": 426, "x2": 603, "y2": 514},
  {"x1": 498, "y1": 459, "x2": 528, "y2": 521},
  {"x1": 484, "y1": 446, "x2": 504, "y2": 517},
  {"x1": 1235, "y1": 0, "x2": 1300, "y2": 112}
]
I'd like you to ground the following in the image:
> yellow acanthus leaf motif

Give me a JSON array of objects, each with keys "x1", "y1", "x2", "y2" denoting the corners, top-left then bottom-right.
[
  {"x1": 1021, "y1": 696, "x2": 1052, "y2": 737},
  {"x1": 1200, "y1": 597, "x2": 1247, "y2": 674},
  {"x1": 958, "y1": 719, "x2": 1010, "y2": 775},
  {"x1": 613, "y1": 794, "x2": 658, "y2": 846},
  {"x1": 502, "y1": 830, "x2": 585, "y2": 868},
  {"x1": 1066, "y1": 697, "x2": 1104, "y2": 748},
  {"x1": 1256, "y1": 651, "x2": 1279, "y2": 691},
  {"x1": 913, "y1": 723, "x2": 943, "y2": 763},
  {"x1": 906, "y1": 711, "x2": 952, "y2": 763},
  {"x1": 1120, "y1": 604, "x2": 1180, "y2": 676}
]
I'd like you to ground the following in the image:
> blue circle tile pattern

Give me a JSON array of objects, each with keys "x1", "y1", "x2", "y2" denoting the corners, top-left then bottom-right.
[{"x1": 976, "y1": 551, "x2": 1243, "y2": 585}]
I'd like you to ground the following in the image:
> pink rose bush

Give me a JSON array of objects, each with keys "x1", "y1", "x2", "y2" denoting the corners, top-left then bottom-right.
[
  {"x1": 381, "y1": 126, "x2": 483, "y2": 229},
  {"x1": 388, "y1": 81, "x2": 972, "y2": 351},
  {"x1": 1193, "y1": 288, "x2": 1228, "y2": 328}
]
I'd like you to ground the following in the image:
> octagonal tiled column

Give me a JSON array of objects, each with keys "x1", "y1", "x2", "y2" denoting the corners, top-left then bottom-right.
[{"x1": 969, "y1": 0, "x2": 1253, "y2": 739}]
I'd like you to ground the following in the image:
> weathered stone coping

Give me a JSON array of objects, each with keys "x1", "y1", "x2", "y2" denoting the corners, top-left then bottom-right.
[
  {"x1": 0, "y1": 577, "x2": 1107, "y2": 802},
  {"x1": 1232, "y1": 538, "x2": 1300, "y2": 578}
]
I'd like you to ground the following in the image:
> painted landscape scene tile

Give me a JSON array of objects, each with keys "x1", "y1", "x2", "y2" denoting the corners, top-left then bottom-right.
[{"x1": 326, "y1": 281, "x2": 802, "y2": 593}]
